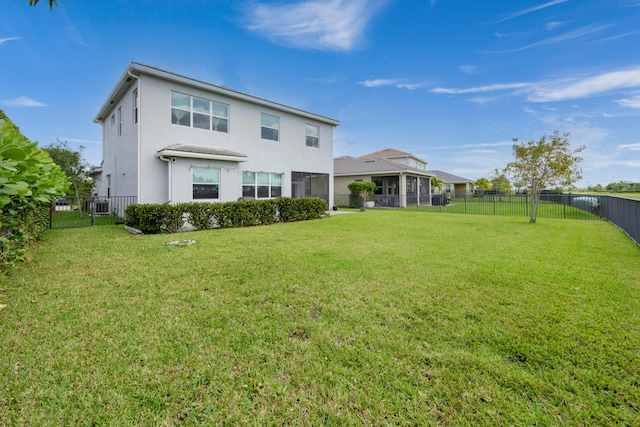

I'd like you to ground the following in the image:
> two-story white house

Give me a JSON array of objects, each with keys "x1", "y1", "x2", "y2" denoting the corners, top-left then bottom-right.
[{"x1": 93, "y1": 62, "x2": 339, "y2": 209}]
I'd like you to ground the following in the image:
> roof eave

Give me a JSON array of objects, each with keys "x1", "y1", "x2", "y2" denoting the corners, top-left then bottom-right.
[
  {"x1": 96, "y1": 62, "x2": 340, "y2": 126},
  {"x1": 156, "y1": 149, "x2": 248, "y2": 162},
  {"x1": 334, "y1": 170, "x2": 434, "y2": 177}
]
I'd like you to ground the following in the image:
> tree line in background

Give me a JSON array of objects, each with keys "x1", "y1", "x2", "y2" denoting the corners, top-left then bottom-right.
[{"x1": 474, "y1": 176, "x2": 639, "y2": 195}]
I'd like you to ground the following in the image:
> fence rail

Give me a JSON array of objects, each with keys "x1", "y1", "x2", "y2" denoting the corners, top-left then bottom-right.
[
  {"x1": 50, "y1": 196, "x2": 137, "y2": 229},
  {"x1": 336, "y1": 192, "x2": 639, "y2": 245}
]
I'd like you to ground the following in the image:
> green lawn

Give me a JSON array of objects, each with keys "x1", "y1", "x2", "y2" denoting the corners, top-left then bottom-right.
[
  {"x1": 1, "y1": 211, "x2": 639, "y2": 425},
  {"x1": 50, "y1": 210, "x2": 124, "y2": 228}
]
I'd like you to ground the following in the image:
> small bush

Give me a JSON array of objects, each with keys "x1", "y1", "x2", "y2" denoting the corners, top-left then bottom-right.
[
  {"x1": 125, "y1": 197, "x2": 328, "y2": 234},
  {"x1": 125, "y1": 203, "x2": 184, "y2": 234}
]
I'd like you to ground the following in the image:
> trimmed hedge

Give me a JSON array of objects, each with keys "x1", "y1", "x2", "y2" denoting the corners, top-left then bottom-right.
[{"x1": 125, "y1": 197, "x2": 328, "y2": 234}]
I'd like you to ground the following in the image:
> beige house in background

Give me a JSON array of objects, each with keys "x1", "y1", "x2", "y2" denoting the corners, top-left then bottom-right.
[
  {"x1": 334, "y1": 148, "x2": 472, "y2": 208},
  {"x1": 427, "y1": 170, "x2": 473, "y2": 196},
  {"x1": 334, "y1": 149, "x2": 434, "y2": 208}
]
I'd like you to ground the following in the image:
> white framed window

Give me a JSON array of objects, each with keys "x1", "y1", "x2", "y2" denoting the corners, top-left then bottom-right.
[
  {"x1": 171, "y1": 92, "x2": 191, "y2": 126},
  {"x1": 192, "y1": 167, "x2": 220, "y2": 200},
  {"x1": 133, "y1": 89, "x2": 138, "y2": 124},
  {"x1": 305, "y1": 124, "x2": 319, "y2": 148},
  {"x1": 261, "y1": 113, "x2": 279, "y2": 141},
  {"x1": 212, "y1": 101, "x2": 228, "y2": 132},
  {"x1": 171, "y1": 91, "x2": 228, "y2": 133},
  {"x1": 117, "y1": 107, "x2": 122, "y2": 136},
  {"x1": 242, "y1": 171, "x2": 282, "y2": 199}
]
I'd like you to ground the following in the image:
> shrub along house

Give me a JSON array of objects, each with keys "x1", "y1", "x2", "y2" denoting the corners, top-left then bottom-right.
[{"x1": 93, "y1": 62, "x2": 340, "y2": 209}]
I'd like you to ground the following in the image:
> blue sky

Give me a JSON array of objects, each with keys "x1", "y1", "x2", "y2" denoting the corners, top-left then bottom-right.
[{"x1": 2, "y1": 0, "x2": 640, "y2": 187}]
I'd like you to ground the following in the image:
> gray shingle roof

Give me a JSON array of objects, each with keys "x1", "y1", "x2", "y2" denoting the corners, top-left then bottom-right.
[
  {"x1": 334, "y1": 157, "x2": 433, "y2": 176},
  {"x1": 426, "y1": 170, "x2": 473, "y2": 183}
]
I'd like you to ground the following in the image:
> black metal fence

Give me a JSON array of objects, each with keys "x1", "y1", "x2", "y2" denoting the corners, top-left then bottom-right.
[
  {"x1": 599, "y1": 195, "x2": 639, "y2": 246},
  {"x1": 336, "y1": 192, "x2": 640, "y2": 245},
  {"x1": 50, "y1": 196, "x2": 136, "y2": 229}
]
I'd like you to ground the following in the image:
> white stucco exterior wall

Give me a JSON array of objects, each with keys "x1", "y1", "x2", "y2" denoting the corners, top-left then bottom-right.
[{"x1": 95, "y1": 63, "x2": 338, "y2": 208}]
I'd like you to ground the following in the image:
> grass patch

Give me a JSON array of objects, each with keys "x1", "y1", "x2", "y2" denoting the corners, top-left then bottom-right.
[
  {"x1": 50, "y1": 210, "x2": 123, "y2": 228},
  {"x1": 1, "y1": 211, "x2": 639, "y2": 425}
]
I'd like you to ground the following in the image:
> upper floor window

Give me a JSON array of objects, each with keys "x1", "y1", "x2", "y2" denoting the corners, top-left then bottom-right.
[
  {"x1": 261, "y1": 113, "x2": 279, "y2": 141},
  {"x1": 306, "y1": 124, "x2": 319, "y2": 148},
  {"x1": 171, "y1": 91, "x2": 228, "y2": 133},
  {"x1": 133, "y1": 89, "x2": 138, "y2": 124},
  {"x1": 117, "y1": 107, "x2": 122, "y2": 136},
  {"x1": 192, "y1": 167, "x2": 220, "y2": 199}
]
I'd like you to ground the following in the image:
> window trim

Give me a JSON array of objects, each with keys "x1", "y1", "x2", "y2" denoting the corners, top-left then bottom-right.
[
  {"x1": 133, "y1": 89, "x2": 138, "y2": 124},
  {"x1": 192, "y1": 166, "x2": 221, "y2": 200},
  {"x1": 242, "y1": 171, "x2": 282, "y2": 199},
  {"x1": 170, "y1": 91, "x2": 229, "y2": 133},
  {"x1": 305, "y1": 124, "x2": 319, "y2": 148},
  {"x1": 117, "y1": 107, "x2": 122, "y2": 136},
  {"x1": 260, "y1": 113, "x2": 280, "y2": 142}
]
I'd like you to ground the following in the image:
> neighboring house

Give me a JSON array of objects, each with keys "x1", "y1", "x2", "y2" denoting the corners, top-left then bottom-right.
[
  {"x1": 334, "y1": 148, "x2": 474, "y2": 207},
  {"x1": 93, "y1": 62, "x2": 340, "y2": 209},
  {"x1": 426, "y1": 170, "x2": 473, "y2": 196},
  {"x1": 334, "y1": 149, "x2": 434, "y2": 208}
]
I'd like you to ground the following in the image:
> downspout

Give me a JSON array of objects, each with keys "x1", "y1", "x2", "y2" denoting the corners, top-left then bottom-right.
[{"x1": 157, "y1": 155, "x2": 172, "y2": 202}]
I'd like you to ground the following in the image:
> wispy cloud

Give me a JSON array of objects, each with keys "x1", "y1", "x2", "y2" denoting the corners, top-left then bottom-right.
[
  {"x1": 485, "y1": 24, "x2": 614, "y2": 53},
  {"x1": 616, "y1": 95, "x2": 640, "y2": 108},
  {"x1": 432, "y1": 65, "x2": 640, "y2": 103},
  {"x1": 432, "y1": 82, "x2": 532, "y2": 94},
  {"x1": 618, "y1": 143, "x2": 640, "y2": 151},
  {"x1": 496, "y1": 0, "x2": 568, "y2": 23},
  {"x1": 459, "y1": 65, "x2": 478, "y2": 74},
  {"x1": 529, "y1": 66, "x2": 640, "y2": 102},
  {"x1": 243, "y1": 0, "x2": 389, "y2": 51},
  {"x1": 358, "y1": 78, "x2": 426, "y2": 90},
  {"x1": 432, "y1": 141, "x2": 514, "y2": 150},
  {"x1": 2, "y1": 96, "x2": 47, "y2": 107},
  {"x1": 0, "y1": 37, "x2": 22, "y2": 45}
]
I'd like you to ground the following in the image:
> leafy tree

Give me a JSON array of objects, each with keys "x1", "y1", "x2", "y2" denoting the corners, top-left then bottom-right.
[
  {"x1": 41, "y1": 139, "x2": 92, "y2": 198},
  {"x1": 506, "y1": 131, "x2": 585, "y2": 223},
  {"x1": 490, "y1": 168, "x2": 511, "y2": 194},
  {"x1": 474, "y1": 178, "x2": 491, "y2": 191}
]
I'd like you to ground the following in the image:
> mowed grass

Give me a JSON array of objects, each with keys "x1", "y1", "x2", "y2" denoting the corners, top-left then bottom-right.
[
  {"x1": 418, "y1": 197, "x2": 599, "y2": 219},
  {"x1": 1, "y1": 210, "x2": 639, "y2": 426}
]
